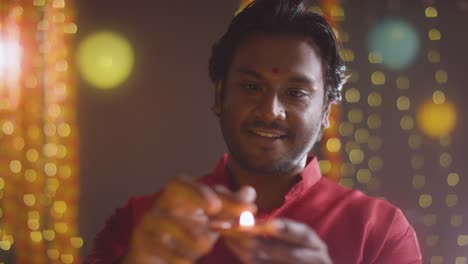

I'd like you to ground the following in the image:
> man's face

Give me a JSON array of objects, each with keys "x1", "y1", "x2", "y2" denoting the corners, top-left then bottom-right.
[{"x1": 214, "y1": 33, "x2": 330, "y2": 176}]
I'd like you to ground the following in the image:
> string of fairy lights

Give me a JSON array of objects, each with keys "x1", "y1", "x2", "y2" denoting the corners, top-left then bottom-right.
[
  {"x1": 329, "y1": 1, "x2": 465, "y2": 262},
  {"x1": 0, "y1": 0, "x2": 81, "y2": 263},
  {"x1": 418, "y1": 5, "x2": 466, "y2": 264}
]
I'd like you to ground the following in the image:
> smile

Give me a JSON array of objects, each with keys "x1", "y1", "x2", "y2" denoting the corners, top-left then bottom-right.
[{"x1": 250, "y1": 129, "x2": 285, "y2": 139}]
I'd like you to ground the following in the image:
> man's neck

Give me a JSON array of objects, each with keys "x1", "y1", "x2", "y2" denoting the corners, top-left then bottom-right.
[{"x1": 226, "y1": 157, "x2": 306, "y2": 211}]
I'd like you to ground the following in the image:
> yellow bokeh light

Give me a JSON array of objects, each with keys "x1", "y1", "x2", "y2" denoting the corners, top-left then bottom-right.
[
  {"x1": 44, "y1": 162, "x2": 58, "y2": 176},
  {"x1": 356, "y1": 169, "x2": 372, "y2": 184},
  {"x1": 457, "y1": 235, "x2": 468, "y2": 246},
  {"x1": 13, "y1": 136, "x2": 25, "y2": 150},
  {"x1": 368, "y1": 92, "x2": 382, "y2": 107},
  {"x1": 447, "y1": 173, "x2": 460, "y2": 187},
  {"x1": 368, "y1": 156, "x2": 383, "y2": 171},
  {"x1": 455, "y1": 257, "x2": 467, "y2": 264},
  {"x1": 425, "y1": 7, "x2": 438, "y2": 17},
  {"x1": 0, "y1": 240, "x2": 12, "y2": 251},
  {"x1": 77, "y1": 31, "x2": 134, "y2": 89},
  {"x1": 25, "y1": 169, "x2": 38, "y2": 183},
  {"x1": 47, "y1": 249, "x2": 60, "y2": 260},
  {"x1": 339, "y1": 48, "x2": 354, "y2": 62},
  {"x1": 61, "y1": 254, "x2": 74, "y2": 264},
  {"x1": 1, "y1": 121, "x2": 14, "y2": 135},
  {"x1": 55, "y1": 222, "x2": 68, "y2": 234},
  {"x1": 428, "y1": 28, "x2": 441, "y2": 40},
  {"x1": 430, "y1": 256, "x2": 443, "y2": 263},
  {"x1": 371, "y1": 71, "x2": 385, "y2": 85},
  {"x1": 26, "y1": 148, "x2": 39, "y2": 163},
  {"x1": 10, "y1": 160, "x2": 22, "y2": 173},
  {"x1": 319, "y1": 159, "x2": 331, "y2": 173},
  {"x1": 339, "y1": 178, "x2": 354, "y2": 189},
  {"x1": 408, "y1": 134, "x2": 422, "y2": 149},
  {"x1": 412, "y1": 175, "x2": 425, "y2": 190},
  {"x1": 400, "y1": 115, "x2": 414, "y2": 131},
  {"x1": 435, "y1": 70, "x2": 447, "y2": 84},
  {"x1": 368, "y1": 51, "x2": 383, "y2": 64},
  {"x1": 30, "y1": 231, "x2": 42, "y2": 243},
  {"x1": 432, "y1": 90, "x2": 445, "y2": 104},
  {"x1": 423, "y1": 214, "x2": 437, "y2": 227},
  {"x1": 396, "y1": 76, "x2": 410, "y2": 89},
  {"x1": 43, "y1": 230, "x2": 56, "y2": 241},
  {"x1": 446, "y1": 194, "x2": 458, "y2": 207},
  {"x1": 53, "y1": 201, "x2": 67, "y2": 214},
  {"x1": 354, "y1": 128, "x2": 369, "y2": 144},
  {"x1": 348, "y1": 109, "x2": 363, "y2": 123},
  {"x1": 427, "y1": 50, "x2": 440, "y2": 63},
  {"x1": 27, "y1": 218, "x2": 40, "y2": 230},
  {"x1": 367, "y1": 114, "x2": 381, "y2": 129},
  {"x1": 396, "y1": 96, "x2": 411, "y2": 110},
  {"x1": 417, "y1": 99, "x2": 457, "y2": 138},
  {"x1": 439, "y1": 152, "x2": 452, "y2": 167},
  {"x1": 340, "y1": 163, "x2": 355, "y2": 177},
  {"x1": 24, "y1": 194, "x2": 36, "y2": 206},
  {"x1": 339, "y1": 122, "x2": 354, "y2": 136},
  {"x1": 326, "y1": 138, "x2": 341, "y2": 152},
  {"x1": 345, "y1": 88, "x2": 360, "y2": 103},
  {"x1": 349, "y1": 149, "x2": 364, "y2": 164},
  {"x1": 419, "y1": 194, "x2": 432, "y2": 208},
  {"x1": 70, "y1": 237, "x2": 84, "y2": 249},
  {"x1": 451, "y1": 215, "x2": 463, "y2": 227}
]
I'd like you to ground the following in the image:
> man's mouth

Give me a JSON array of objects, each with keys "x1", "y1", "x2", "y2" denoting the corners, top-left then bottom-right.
[{"x1": 250, "y1": 129, "x2": 286, "y2": 139}]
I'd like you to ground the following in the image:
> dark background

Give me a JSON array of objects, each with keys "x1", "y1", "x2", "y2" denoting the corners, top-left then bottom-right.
[{"x1": 77, "y1": 0, "x2": 468, "y2": 260}]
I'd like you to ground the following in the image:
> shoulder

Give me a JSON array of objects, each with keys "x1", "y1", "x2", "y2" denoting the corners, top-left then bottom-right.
[
  {"x1": 315, "y1": 179, "x2": 421, "y2": 262},
  {"x1": 319, "y1": 177, "x2": 400, "y2": 215}
]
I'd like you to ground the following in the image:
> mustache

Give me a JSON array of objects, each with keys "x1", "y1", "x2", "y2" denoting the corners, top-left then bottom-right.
[{"x1": 247, "y1": 120, "x2": 289, "y2": 134}]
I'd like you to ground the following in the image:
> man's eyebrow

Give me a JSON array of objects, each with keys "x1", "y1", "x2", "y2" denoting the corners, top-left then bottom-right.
[
  {"x1": 235, "y1": 67, "x2": 263, "y2": 79},
  {"x1": 236, "y1": 67, "x2": 316, "y2": 86},
  {"x1": 288, "y1": 75, "x2": 316, "y2": 85}
]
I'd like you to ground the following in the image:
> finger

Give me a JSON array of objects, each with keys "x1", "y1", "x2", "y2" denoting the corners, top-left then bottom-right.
[
  {"x1": 251, "y1": 237, "x2": 332, "y2": 264},
  {"x1": 224, "y1": 236, "x2": 256, "y2": 264},
  {"x1": 158, "y1": 177, "x2": 222, "y2": 215},
  {"x1": 145, "y1": 239, "x2": 193, "y2": 264},
  {"x1": 268, "y1": 218, "x2": 326, "y2": 251},
  {"x1": 138, "y1": 211, "x2": 216, "y2": 259},
  {"x1": 132, "y1": 224, "x2": 191, "y2": 264},
  {"x1": 212, "y1": 185, "x2": 257, "y2": 220}
]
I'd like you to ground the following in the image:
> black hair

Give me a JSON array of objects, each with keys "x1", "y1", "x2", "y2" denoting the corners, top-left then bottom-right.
[{"x1": 208, "y1": 0, "x2": 347, "y2": 103}]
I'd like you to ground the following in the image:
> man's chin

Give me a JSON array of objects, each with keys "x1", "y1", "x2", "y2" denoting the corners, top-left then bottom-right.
[{"x1": 236, "y1": 153, "x2": 294, "y2": 176}]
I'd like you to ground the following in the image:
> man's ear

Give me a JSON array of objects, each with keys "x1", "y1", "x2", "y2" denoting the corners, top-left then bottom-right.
[
  {"x1": 211, "y1": 80, "x2": 223, "y2": 116},
  {"x1": 321, "y1": 101, "x2": 333, "y2": 129}
]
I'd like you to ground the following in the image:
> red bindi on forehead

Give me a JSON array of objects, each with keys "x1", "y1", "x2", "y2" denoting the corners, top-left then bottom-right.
[{"x1": 271, "y1": 67, "x2": 280, "y2": 74}]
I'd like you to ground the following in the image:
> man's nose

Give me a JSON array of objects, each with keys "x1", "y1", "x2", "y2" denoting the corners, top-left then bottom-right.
[{"x1": 254, "y1": 93, "x2": 286, "y2": 121}]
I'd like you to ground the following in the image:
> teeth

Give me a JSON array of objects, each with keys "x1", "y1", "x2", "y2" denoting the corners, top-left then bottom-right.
[{"x1": 253, "y1": 130, "x2": 281, "y2": 138}]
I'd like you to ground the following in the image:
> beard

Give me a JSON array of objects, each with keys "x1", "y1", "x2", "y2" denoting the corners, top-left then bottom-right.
[{"x1": 219, "y1": 113, "x2": 324, "y2": 178}]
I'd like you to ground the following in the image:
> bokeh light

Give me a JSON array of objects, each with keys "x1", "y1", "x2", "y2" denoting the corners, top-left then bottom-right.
[
  {"x1": 77, "y1": 31, "x2": 134, "y2": 90},
  {"x1": 417, "y1": 98, "x2": 457, "y2": 139},
  {"x1": 368, "y1": 17, "x2": 420, "y2": 70}
]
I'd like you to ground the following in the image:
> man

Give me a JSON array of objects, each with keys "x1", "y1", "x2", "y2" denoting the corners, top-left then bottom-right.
[{"x1": 86, "y1": 0, "x2": 422, "y2": 263}]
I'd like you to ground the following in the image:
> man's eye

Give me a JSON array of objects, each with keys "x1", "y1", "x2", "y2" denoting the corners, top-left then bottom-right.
[
  {"x1": 287, "y1": 89, "x2": 308, "y2": 98},
  {"x1": 241, "y1": 82, "x2": 260, "y2": 91}
]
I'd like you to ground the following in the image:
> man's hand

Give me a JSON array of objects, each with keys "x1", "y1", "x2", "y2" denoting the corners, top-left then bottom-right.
[
  {"x1": 225, "y1": 218, "x2": 333, "y2": 264},
  {"x1": 122, "y1": 178, "x2": 256, "y2": 264}
]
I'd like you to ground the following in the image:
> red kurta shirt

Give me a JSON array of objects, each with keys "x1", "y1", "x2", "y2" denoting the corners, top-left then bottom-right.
[{"x1": 85, "y1": 155, "x2": 422, "y2": 264}]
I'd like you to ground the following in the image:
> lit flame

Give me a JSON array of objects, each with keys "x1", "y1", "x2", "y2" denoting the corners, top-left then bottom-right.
[{"x1": 239, "y1": 211, "x2": 255, "y2": 227}]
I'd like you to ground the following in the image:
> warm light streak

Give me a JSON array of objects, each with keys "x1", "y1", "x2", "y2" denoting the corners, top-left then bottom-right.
[{"x1": 0, "y1": 34, "x2": 22, "y2": 107}]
